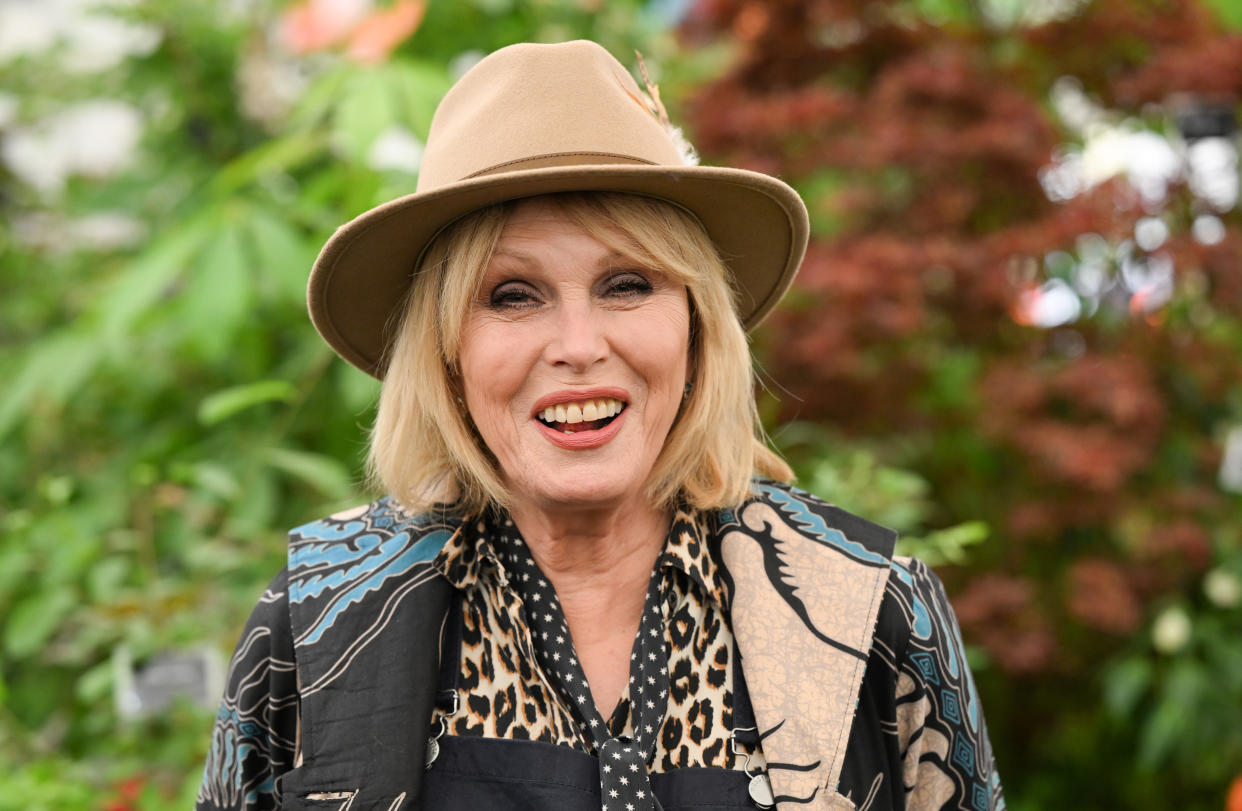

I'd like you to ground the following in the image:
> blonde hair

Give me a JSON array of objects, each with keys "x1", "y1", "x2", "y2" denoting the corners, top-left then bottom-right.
[{"x1": 368, "y1": 192, "x2": 792, "y2": 517}]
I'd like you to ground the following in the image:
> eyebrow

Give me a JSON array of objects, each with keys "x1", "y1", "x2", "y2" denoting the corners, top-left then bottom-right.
[{"x1": 489, "y1": 248, "x2": 630, "y2": 266}]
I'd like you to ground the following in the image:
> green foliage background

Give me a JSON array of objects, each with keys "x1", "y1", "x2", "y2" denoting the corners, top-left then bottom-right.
[{"x1": 1, "y1": 0, "x2": 1240, "y2": 808}]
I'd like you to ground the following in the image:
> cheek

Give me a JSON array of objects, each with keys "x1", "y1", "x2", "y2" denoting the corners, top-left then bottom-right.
[
  {"x1": 458, "y1": 321, "x2": 539, "y2": 424},
  {"x1": 642, "y1": 303, "x2": 692, "y2": 391},
  {"x1": 459, "y1": 325, "x2": 510, "y2": 407}
]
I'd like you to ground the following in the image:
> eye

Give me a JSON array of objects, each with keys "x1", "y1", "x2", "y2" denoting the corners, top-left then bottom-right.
[
  {"x1": 488, "y1": 280, "x2": 541, "y2": 311},
  {"x1": 601, "y1": 271, "x2": 654, "y2": 300}
]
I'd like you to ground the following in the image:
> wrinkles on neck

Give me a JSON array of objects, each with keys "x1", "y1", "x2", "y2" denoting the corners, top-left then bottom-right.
[
  {"x1": 507, "y1": 496, "x2": 668, "y2": 594},
  {"x1": 506, "y1": 496, "x2": 669, "y2": 712}
]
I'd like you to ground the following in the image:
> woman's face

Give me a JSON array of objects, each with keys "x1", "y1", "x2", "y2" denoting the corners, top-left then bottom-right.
[{"x1": 457, "y1": 198, "x2": 691, "y2": 515}]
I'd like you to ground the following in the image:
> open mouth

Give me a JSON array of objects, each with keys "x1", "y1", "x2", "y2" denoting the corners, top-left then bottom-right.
[{"x1": 536, "y1": 397, "x2": 626, "y2": 434}]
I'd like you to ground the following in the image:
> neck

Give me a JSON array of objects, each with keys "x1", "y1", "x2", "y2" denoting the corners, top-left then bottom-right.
[
  {"x1": 507, "y1": 495, "x2": 668, "y2": 595},
  {"x1": 507, "y1": 495, "x2": 669, "y2": 712}
]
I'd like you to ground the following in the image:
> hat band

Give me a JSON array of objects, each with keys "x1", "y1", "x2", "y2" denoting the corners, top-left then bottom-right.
[{"x1": 465, "y1": 152, "x2": 657, "y2": 180}]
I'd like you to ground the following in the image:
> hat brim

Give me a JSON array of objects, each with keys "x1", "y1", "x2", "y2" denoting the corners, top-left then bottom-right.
[{"x1": 308, "y1": 163, "x2": 809, "y2": 378}]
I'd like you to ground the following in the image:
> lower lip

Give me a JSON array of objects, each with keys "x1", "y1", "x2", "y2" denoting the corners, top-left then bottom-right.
[{"x1": 536, "y1": 408, "x2": 627, "y2": 450}]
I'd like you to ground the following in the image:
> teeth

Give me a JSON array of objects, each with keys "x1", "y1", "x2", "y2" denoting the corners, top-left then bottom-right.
[{"x1": 538, "y1": 397, "x2": 625, "y2": 426}]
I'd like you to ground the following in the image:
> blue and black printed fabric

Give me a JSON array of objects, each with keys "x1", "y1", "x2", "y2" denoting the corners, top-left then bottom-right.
[
  {"x1": 838, "y1": 556, "x2": 1006, "y2": 810},
  {"x1": 196, "y1": 484, "x2": 1005, "y2": 811}
]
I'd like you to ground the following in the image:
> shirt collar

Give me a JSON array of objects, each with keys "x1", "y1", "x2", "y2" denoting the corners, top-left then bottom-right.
[
  {"x1": 657, "y1": 506, "x2": 731, "y2": 609},
  {"x1": 433, "y1": 506, "x2": 730, "y2": 608},
  {"x1": 432, "y1": 513, "x2": 509, "y2": 592}
]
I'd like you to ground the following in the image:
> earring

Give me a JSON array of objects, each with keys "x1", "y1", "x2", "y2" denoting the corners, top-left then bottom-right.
[{"x1": 683, "y1": 382, "x2": 693, "y2": 400}]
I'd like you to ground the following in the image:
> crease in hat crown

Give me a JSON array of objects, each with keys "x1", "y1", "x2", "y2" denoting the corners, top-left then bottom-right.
[
  {"x1": 307, "y1": 39, "x2": 810, "y2": 379},
  {"x1": 417, "y1": 40, "x2": 687, "y2": 191}
]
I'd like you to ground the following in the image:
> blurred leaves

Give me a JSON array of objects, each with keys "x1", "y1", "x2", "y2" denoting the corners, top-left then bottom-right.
[
  {"x1": 3, "y1": 0, "x2": 1241, "y2": 807},
  {"x1": 688, "y1": 0, "x2": 1242, "y2": 806},
  {"x1": 0, "y1": 0, "x2": 678, "y2": 806},
  {"x1": 198, "y1": 380, "x2": 297, "y2": 425},
  {"x1": 780, "y1": 422, "x2": 989, "y2": 567}
]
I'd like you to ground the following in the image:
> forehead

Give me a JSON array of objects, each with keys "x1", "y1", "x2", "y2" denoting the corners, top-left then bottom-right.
[{"x1": 489, "y1": 197, "x2": 623, "y2": 265}]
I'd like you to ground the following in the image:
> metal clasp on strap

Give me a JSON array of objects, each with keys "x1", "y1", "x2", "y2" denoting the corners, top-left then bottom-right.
[
  {"x1": 731, "y1": 726, "x2": 774, "y2": 809},
  {"x1": 425, "y1": 689, "x2": 460, "y2": 770}
]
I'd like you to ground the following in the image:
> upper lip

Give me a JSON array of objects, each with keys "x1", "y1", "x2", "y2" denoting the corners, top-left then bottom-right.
[{"x1": 530, "y1": 387, "x2": 630, "y2": 417}]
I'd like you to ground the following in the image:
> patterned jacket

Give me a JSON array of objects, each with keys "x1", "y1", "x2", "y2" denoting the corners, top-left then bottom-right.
[{"x1": 197, "y1": 481, "x2": 1004, "y2": 811}]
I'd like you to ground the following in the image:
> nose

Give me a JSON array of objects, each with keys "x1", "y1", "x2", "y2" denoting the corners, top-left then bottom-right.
[{"x1": 543, "y1": 297, "x2": 609, "y2": 371}]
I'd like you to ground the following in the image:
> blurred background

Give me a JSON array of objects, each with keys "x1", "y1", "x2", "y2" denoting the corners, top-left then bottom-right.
[{"x1": 2, "y1": 0, "x2": 1241, "y2": 808}]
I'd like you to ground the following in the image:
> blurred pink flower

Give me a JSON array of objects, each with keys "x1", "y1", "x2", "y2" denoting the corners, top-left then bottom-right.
[
  {"x1": 1227, "y1": 774, "x2": 1242, "y2": 811},
  {"x1": 280, "y1": 0, "x2": 371, "y2": 54},
  {"x1": 279, "y1": 0, "x2": 425, "y2": 63},
  {"x1": 347, "y1": 0, "x2": 426, "y2": 64}
]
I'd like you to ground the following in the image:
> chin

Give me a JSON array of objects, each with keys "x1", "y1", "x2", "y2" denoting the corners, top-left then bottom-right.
[{"x1": 518, "y1": 473, "x2": 645, "y2": 512}]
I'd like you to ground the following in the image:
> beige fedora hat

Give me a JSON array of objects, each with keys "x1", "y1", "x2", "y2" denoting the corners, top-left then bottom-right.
[{"x1": 308, "y1": 39, "x2": 809, "y2": 378}]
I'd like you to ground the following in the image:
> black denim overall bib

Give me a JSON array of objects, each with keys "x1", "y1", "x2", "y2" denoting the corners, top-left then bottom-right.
[{"x1": 420, "y1": 596, "x2": 769, "y2": 811}]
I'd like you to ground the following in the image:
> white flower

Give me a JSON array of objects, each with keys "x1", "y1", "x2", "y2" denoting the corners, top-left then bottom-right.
[
  {"x1": 1203, "y1": 569, "x2": 1241, "y2": 609},
  {"x1": 1015, "y1": 278, "x2": 1081, "y2": 328},
  {"x1": 59, "y1": 100, "x2": 144, "y2": 177},
  {"x1": 237, "y1": 36, "x2": 312, "y2": 130},
  {"x1": 1050, "y1": 76, "x2": 1105, "y2": 135},
  {"x1": 71, "y1": 212, "x2": 147, "y2": 250},
  {"x1": 1192, "y1": 214, "x2": 1226, "y2": 246},
  {"x1": 1151, "y1": 606, "x2": 1192, "y2": 654},
  {"x1": 1133, "y1": 217, "x2": 1169, "y2": 252},
  {"x1": 2, "y1": 129, "x2": 72, "y2": 195},
  {"x1": 1084, "y1": 127, "x2": 1181, "y2": 207},
  {"x1": 63, "y1": 13, "x2": 161, "y2": 74},
  {"x1": 1218, "y1": 425, "x2": 1242, "y2": 493},
  {"x1": 1187, "y1": 136, "x2": 1239, "y2": 212},
  {"x1": 13, "y1": 210, "x2": 146, "y2": 253},
  {"x1": 367, "y1": 125, "x2": 424, "y2": 174},
  {"x1": 0, "y1": 0, "x2": 160, "y2": 70},
  {"x1": 1, "y1": 100, "x2": 143, "y2": 196},
  {"x1": 0, "y1": 2, "x2": 60, "y2": 64},
  {"x1": 0, "y1": 92, "x2": 19, "y2": 129}
]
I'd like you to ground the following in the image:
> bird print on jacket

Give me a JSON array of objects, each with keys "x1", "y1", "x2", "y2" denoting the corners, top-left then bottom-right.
[{"x1": 197, "y1": 482, "x2": 1005, "y2": 811}]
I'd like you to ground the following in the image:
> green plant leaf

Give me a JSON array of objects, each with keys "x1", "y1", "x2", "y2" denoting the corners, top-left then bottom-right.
[
  {"x1": 262, "y1": 447, "x2": 355, "y2": 498},
  {"x1": 1103, "y1": 657, "x2": 1151, "y2": 718},
  {"x1": 0, "y1": 331, "x2": 102, "y2": 441},
  {"x1": 177, "y1": 223, "x2": 255, "y2": 361},
  {"x1": 389, "y1": 61, "x2": 453, "y2": 137},
  {"x1": 1202, "y1": 0, "x2": 1242, "y2": 30},
  {"x1": 190, "y1": 462, "x2": 242, "y2": 501},
  {"x1": 244, "y1": 209, "x2": 316, "y2": 306},
  {"x1": 197, "y1": 380, "x2": 297, "y2": 426},
  {"x1": 4, "y1": 588, "x2": 77, "y2": 658},
  {"x1": 97, "y1": 217, "x2": 215, "y2": 343},
  {"x1": 333, "y1": 68, "x2": 403, "y2": 164}
]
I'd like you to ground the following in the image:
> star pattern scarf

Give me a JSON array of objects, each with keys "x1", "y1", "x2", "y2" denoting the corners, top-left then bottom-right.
[{"x1": 493, "y1": 526, "x2": 669, "y2": 811}]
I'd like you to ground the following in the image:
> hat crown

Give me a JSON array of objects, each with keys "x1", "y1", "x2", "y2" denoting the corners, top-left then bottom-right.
[{"x1": 417, "y1": 41, "x2": 685, "y2": 192}]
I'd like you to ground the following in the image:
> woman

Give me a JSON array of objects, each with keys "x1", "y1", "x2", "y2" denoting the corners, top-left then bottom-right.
[{"x1": 198, "y1": 41, "x2": 1004, "y2": 811}]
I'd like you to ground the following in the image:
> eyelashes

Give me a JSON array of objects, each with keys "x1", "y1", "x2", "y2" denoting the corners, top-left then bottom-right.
[
  {"x1": 485, "y1": 270, "x2": 655, "y2": 311},
  {"x1": 488, "y1": 281, "x2": 540, "y2": 310},
  {"x1": 602, "y1": 271, "x2": 654, "y2": 298}
]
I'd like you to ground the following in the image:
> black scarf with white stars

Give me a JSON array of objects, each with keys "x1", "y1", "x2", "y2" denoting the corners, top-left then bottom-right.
[{"x1": 492, "y1": 522, "x2": 670, "y2": 811}]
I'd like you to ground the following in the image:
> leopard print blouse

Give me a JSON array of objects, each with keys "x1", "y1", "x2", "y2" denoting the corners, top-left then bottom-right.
[{"x1": 429, "y1": 507, "x2": 766, "y2": 774}]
